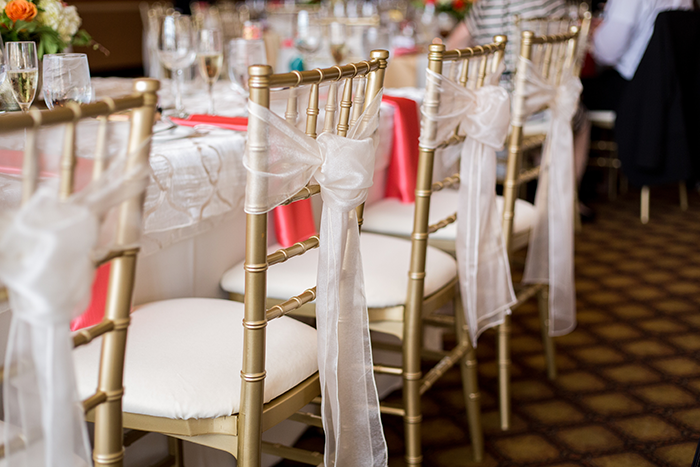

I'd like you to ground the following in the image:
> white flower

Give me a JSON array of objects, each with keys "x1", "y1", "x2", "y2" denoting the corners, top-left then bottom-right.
[
  {"x1": 37, "y1": 0, "x2": 82, "y2": 44},
  {"x1": 0, "y1": 1, "x2": 7, "y2": 12}
]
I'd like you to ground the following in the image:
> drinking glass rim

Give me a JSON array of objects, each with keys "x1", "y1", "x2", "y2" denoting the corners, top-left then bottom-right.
[{"x1": 44, "y1": 53, "x2": 88, "y2": 59}]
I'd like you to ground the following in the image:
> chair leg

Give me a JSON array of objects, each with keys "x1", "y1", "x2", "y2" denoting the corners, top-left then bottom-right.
[
  {"x1": 641, "y1": 186, "x2": 650, "y2": 224},
  {"x1": 403, "y1": 307, "x2": 423, "y2": 466},
  {"x1": 454, "y1": 298, "x2": 483, "y2": 462},
  {"x1": 537, "y1": 286, "x2": 557, "y2": 380},
  {"x1": 679, "y1": 182, "x2": 689, "y2": 211},
  {"x1": 608, "y1": 164, "x2": 618, "y2": 201},
  {"x1": 168, "y1": 437, "x2": 185, "y2": 467},
  {"x1": 497, "y1": 316, "x2": 511, "y2": 431}
]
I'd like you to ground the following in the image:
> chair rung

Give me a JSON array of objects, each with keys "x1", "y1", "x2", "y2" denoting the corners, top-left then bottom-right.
[
  {"x1": 262, "y1": 441, "x2": 324, "y2": 466},
  {"x1": 432, "y1": 173, "x2": 460, "y2": 192},
  {"x1": 590, "y1": 156, "x2": 621, "y2": 168},
  {"x1": 289, "y1": 411, "x2": 324, "y2": 428},
  {"x1": 374, "y1": 364, "x2": 403, "y2": 376},
  {"x1": 268, "y1": 236, "x2": 320, "y2": 266},
  {"x1": 93, "y1": 246, "x2": 140, "y2": 267},
  {"x1": 435, "y1": 134, "x2": 466, "y2": 149},
  {"x1": 424, "y1": 314, "x2": 455, "y2": 328},
  {"x1": 514, "y1": 283, "x2": 545, "y2": 308},
  {"x1": 428, "y1": 213, "x2": 457, "y2": 234},
  {"x1": 419, "y1": 341, "x2": 470, "y2": 395},
  {"x1": 522, "y1": 134, "x2": 546, "y2": 151},
  {"x1": 379, "y1": 404, "x2": 406, "y2": 417},
  {"x1": 280, "y1": 184, "x2": 321, "y2": 206},
  {"x1": 83, "y1": 390, "x2": 107, "y2": 412},
  {"x1": 73, "y1": 319, "x2": 116, "y2": 348},
  {"x1": 266, "y1": 287, "x2": 317, "y2": 320},
  {"x1": 517, "y1": 166, "x2": 540, "y2": 184}
]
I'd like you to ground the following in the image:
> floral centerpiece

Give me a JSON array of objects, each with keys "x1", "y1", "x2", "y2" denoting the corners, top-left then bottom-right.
[
  {"x1": 417, "y1": 0, "x2": 473, "y2": 22},
  {"x1": 0, "y1": 0, "x2": 102, "y2": 58}
]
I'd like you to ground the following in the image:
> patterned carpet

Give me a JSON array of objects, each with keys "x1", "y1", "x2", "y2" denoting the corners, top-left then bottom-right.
[{"x1": 282, "y1": 185, "x2": 700, "y2": 467}]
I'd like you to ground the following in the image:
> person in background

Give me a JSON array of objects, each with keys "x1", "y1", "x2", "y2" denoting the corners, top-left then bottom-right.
[
  {"x1": 447, "y1": 0, "x2": 594, "y2": 220},
  {"x1": 447, "y1": 0, "x2": 568, "y2": 70},
  {"x1": 583, "y1": 0, "x2": 694, "y2": 111}
]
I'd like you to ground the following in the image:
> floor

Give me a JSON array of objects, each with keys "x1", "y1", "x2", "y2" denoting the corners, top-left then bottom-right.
[{"x1": 282, "y1": 185, "x2": 700, "y2": 466}]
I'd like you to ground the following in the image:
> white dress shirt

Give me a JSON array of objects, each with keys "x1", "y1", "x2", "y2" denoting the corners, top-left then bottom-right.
[{"x1": 593, "y1": 0, "x2": 693, "y2": 79}]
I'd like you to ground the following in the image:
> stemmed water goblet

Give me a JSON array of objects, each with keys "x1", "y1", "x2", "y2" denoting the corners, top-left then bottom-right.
[
  {"x1": 196, "y1": 28, "x2": 223, "y2": 115},
  {"x1": 0, "y1": 36, "x2": 6, "y2": 89},
  {"x1": 5, "y1": 41, "x2": 38, "y2": 112},
  {"x1": 227, "y1": 38, "x2": 267, "y2": 94},
  {"x1": 157, "y1": 13, "x2": 196, "y2": 117},
  {"x1": 294, "y1": 10, "x2": 323, "y2": 68},
  {"x1": 42, "y1": 53, "x2": 92, "y2": 110}
]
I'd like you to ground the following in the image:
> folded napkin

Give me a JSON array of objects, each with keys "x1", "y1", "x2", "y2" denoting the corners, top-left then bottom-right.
[{"x1": 170, "y1": 114, "x2": 249, "y2": 131}]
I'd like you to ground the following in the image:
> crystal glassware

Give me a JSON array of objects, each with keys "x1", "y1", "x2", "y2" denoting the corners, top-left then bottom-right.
[
  {"x1": 196, "y1": 28, "x2": 224, "y2": 115},
  {"x1": 227, "y1": 38, "x2": 267, "y2": 94},
  {"x1": 157, "y1": 13, "x2": 196, "y2": 117},
  {"x1": 0, "y1": 36, "x2": 6, "y2": 88},
  {"x1": 5, "y1": 41, "x2": 38, "y2": 112},
  {"x1": 42, "y1": 53, "x2": 92, "y2": 110}
]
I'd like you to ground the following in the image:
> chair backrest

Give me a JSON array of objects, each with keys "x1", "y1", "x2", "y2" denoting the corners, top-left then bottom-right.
[
  {"x1": 239, "y1": 50, "x2": 388, "y2": 466},
  {"x1": 405, "y1": 36, "x2": 506, "y2": 318},
  {"x1": 0, "y1": 78, "x2": 158, "y2": 464},
  {"x1": 501, "y1": 27, "x2": 579, "y2": 253}
]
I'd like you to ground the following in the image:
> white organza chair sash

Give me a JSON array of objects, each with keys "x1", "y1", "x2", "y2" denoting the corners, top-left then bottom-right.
[
  {"x1": 516, "y1": 57, "x2": 582, "y2": 336},
  {"x1": 0, "y1": 152, "x2": 149, "y2": 467},
  {"x1": 243, "y1": 92, "x2": 388, "y2": 467},
  {"x1": 419, "y1": 68, "x2": 516, "y2": 345}
]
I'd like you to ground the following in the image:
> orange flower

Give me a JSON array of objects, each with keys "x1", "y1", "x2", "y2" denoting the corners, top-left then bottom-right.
[{"x1": 5, "y1": 0, "x2": 38, "y2": 22}]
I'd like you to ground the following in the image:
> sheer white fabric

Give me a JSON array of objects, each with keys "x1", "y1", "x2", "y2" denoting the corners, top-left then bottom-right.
[
  {"x1": 244, "y1": 91, "x2": 388, "y2": 467},
  {"x1": 0, "y1": 150, "x2": 150, "y2": 467},
  {"x1": 515, "y1": 57, "x2": 582, "y2": 337},
  {"x1": 420, "y1": 68, "x2": 516, "y2": 346}
]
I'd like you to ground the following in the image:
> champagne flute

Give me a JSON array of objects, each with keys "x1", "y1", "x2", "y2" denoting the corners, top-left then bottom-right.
[
  {"x1": 5, "y1": 42, "x2": 38, "y2": 112},
  {"x1": 42, "y1": 53, "x2": 92, "y2": 110},
  {"x1": 157, "y1": 13, "x2": 196, "y2": 117},
  {"x1": 196, "y1": 28, "x2": 223, "y2": 115}
]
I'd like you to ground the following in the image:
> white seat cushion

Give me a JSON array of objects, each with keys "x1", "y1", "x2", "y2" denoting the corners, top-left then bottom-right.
[
  {"x1": 363, "y1": 189, "x2": 536, "y2": 242},
  {"x1": 221, "y1": 233, "x2": 457, "y2": 309},
  {"x1": 73, "y1": 298, "x2": 318, "y2": 420},
  {"x1": 586, "y1": 110, "x2": 616, "y2": 126}
]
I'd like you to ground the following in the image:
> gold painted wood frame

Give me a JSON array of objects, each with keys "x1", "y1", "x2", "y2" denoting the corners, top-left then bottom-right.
[
  {"x1": 498, "y1": 26, "x2": 580, "y2": 431},
  {"x1": 0, "y1": 78, "x2": 159, "y2": 466}
]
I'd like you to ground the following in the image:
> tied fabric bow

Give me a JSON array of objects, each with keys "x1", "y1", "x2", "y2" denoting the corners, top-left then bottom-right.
[
  {"x1": 420, "y1": 68, "x2": 516, "y2": 345},
  {"x1": 244, "y1": 91, "x2": 388, "y2": 467},
  {"x1": 0, "y1": 153, "x2": 149, "y2": 467},
  {"x1": 516, "y1": 57, "x2": 582, "y2": 336}
]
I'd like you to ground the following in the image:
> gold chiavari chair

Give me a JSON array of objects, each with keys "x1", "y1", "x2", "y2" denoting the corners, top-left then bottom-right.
[
  {"x1": 74, "y1": 54, "x2": 389, "y2": 467},
  {"x1": 498, "y1": 26, "x2": 581, "y2": 430},
  {"x1": 0, "y1": 79, "x2": 159, "y2": 466},
  {"x1": 221, "y1": 46, "x2": 494, "y2": 465}
]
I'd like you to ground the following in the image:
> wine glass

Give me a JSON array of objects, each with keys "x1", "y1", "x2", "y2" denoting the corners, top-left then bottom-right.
[
  {"x1": 227, "y1": 38, "x2": 267, "y2": 94},
  {"x1": 196, "y1": 28, "x2": 223, "y2": 115},
  {"x1": 328, "y1": 22, "x2": 349, "y2": 65},
  {"x1": 5, "y1": 42, "x2": 38, "y2": 112},
  {"x1": 42, "y1": 53, "x2": 92, "y2": 110},
  {"x1": 294, "y1": 10, "x2": 323, "y2": 66},
  {"x1": 157, "y1": 13, "x2": 196, "y2": 117}
]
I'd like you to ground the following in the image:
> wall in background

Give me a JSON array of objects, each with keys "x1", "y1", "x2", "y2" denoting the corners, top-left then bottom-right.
[{"x1": 71, "y1": 1, "x2": 144, "y2": 75}]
